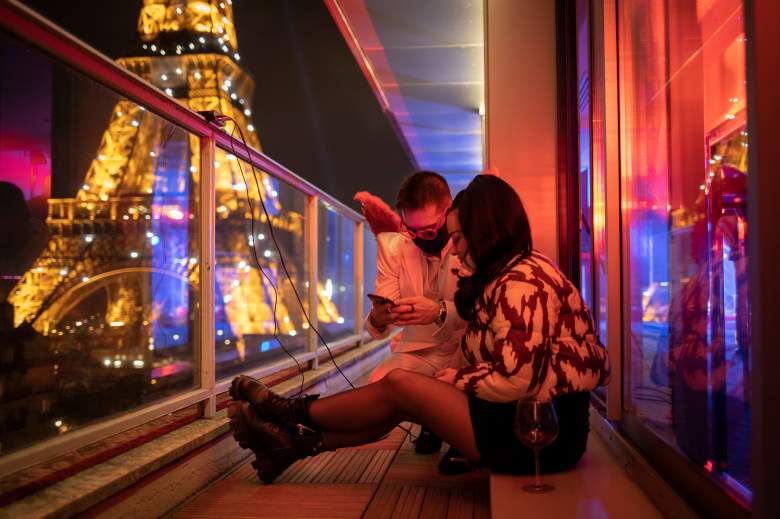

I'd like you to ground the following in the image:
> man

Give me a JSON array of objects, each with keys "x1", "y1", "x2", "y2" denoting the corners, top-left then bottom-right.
[{"x1": 365, "y1": 171, "x2": 468, "y2": 471}]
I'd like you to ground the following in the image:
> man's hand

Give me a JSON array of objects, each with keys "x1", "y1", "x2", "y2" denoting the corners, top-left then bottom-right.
[
  {"x1": 434, "y1": 368, "x2": 458, "y2": 385},
  {"x1": 392, "y1": 296, "x2": 439, "y2": 325},
  {"x1": 368, "y1": 301, "x2": 397, "y2": 329}
]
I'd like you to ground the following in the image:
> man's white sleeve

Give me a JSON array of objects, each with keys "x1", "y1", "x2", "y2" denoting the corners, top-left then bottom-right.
[{"x1": 365, "y1": 233, "x2": 403, "y2": 339}]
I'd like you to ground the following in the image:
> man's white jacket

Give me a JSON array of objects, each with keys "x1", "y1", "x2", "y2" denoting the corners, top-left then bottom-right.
[{"x1": 365, "y1": 232, "x2": 466, "y2": 353}]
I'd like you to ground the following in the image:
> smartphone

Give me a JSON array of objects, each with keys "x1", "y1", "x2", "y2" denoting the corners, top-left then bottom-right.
[{"x1": 367, "y1": 293, "x2": 396, "y2": 307}]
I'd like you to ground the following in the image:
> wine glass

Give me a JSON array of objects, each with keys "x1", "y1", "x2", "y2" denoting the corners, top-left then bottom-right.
[{"x1": 514, "y1": 398, "x2": 559, "y2": 493}]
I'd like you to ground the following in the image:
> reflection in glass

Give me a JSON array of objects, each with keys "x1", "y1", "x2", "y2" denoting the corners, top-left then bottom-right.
[
  {"x1": 317, "y1": 203, "x2": 354, "y2": 342},
  {"x1": 1, "y1": 30, "x2": 198, "y2": 456},
  {"x1": 619, "y1": 0, "x2": 751, "y2": 497}
]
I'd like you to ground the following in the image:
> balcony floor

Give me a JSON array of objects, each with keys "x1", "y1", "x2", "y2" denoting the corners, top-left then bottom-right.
[{"x1": 173, "y1": 424, "x2": 490, "y2": 518}]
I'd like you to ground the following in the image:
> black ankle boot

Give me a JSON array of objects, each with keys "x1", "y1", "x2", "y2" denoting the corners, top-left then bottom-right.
[
  {"x1": 228, "y1": 401, "x2": 330, "y2": 484},
  {"x1": 438, "y1": 447, "x2": 474, "y2": 475},
  {"x1": 230, "y1": 375, "x2": 319, "y2": 426},
  {"x1": 414, "y1": 426, "x2": 443, "y2": 454}
]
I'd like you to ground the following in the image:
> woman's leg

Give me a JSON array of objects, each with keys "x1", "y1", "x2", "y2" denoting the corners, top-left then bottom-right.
[
  {"x1": 320, "y1": 419, "x2": 400, "y2": 449},
  {"x1": 309, "y1": 369, "x2": 480, "y2": 461}
]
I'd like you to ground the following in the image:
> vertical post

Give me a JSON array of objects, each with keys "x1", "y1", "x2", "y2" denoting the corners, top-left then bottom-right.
[
  {"x1": 746, "y1": 0, "x2": 780, "y2": 516},
  {"x1": 354, "y1": 220, "x2": 364, "y2": 340},
  {"x1": 593, "y1": 0, "x2": 622, "y2": 421},
  {"x1": 305, "y1": 195, "x2": 319, "y2": 368},
  {"x1": 199, "y1": 134, "x2": 216, "y2": 418}
]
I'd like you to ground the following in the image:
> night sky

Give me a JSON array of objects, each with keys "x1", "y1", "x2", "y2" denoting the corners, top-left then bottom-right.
[{"x1": 18, "y1": 0, "x2": 413, "y2": 210}]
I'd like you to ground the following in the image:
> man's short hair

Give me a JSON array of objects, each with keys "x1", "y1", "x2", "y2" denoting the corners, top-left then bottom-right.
[{"x1": 395, "y1": 170, "x2": 451, "y2": 211}]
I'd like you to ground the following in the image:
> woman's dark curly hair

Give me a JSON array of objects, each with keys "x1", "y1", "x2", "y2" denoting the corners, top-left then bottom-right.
[{"x1": 450, "y1": 175, "x2": 533, "y2": 321}]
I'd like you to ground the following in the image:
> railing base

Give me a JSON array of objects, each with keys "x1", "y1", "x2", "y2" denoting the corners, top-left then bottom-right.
[{"x1": 2, "y1": 338, "x2": 391, "y2": 517}]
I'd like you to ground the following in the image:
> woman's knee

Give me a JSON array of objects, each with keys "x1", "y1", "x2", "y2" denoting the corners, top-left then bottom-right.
[
  {"x1": 367, "y1": 367, "x2": 386, "y2": 384},
  {"x1": 367, "y1": 355, "x2": 398, "y2": 384},
  {"x1": 381, "y1": 368, "x2": 418, "y2": 397},
  {"x1": 383, "y1": 367, "x2": 408, "y2": 385},
  {"x1": 379, "y1": 369, "x2": 421, "y2": 414}
]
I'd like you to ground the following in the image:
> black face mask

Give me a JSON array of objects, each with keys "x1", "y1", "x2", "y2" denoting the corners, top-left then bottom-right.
[{"x1": 413, "y1": 224, "x2": 450, "y2": 256}]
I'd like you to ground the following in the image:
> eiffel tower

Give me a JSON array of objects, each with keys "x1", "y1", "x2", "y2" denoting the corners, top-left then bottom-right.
[{"x1": 7, "y1": 0, "x2": 343, "y2": 374}]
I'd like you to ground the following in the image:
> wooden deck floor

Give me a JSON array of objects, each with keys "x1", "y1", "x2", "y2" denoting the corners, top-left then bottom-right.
[{"x1": 174, "y1": 424, "x2": 489, "y2": 519}]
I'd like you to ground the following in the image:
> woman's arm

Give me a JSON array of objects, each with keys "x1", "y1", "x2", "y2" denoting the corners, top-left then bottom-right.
[
  {"x1": 454, "y1": 275, "x2": 610, "y2": 401},
  {"x1": 453, "y1": 278, "x2": 550, "y2": 401}
]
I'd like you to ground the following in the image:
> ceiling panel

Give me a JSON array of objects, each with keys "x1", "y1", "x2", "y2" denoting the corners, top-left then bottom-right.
[
  {"x1": 362, "y1": 0, "x2": 483, "y2": 47},
  {"x1": 327, "y1": 0, "x2": 484, "y2": 181},
  {"x1": 374, "y1": 46, "x2": 484, "y2": 85}
]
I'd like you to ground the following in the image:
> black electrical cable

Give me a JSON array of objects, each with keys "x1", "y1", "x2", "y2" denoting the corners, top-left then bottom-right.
[
  {"x1": 225, "y1": 118, "x2": 355, "y2": 394},
  {"x1": 226, "y1": 122, "x2": 306, "y2": 399}
]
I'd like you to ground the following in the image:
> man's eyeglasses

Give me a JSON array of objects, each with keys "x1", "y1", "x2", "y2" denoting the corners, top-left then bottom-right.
[{"x1": 400, "y1": 209, "x2": 448, "y2": 240}]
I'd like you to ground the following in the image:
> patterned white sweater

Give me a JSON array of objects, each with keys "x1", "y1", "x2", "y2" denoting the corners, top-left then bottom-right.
[{"x1": 454, "y1": 252, "x2": 611, "y2": 402}]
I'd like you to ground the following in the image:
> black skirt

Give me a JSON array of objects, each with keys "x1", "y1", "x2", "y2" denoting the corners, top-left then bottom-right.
[{"x1": 468, "y1": 391, "x2": 591, "y2": 474}]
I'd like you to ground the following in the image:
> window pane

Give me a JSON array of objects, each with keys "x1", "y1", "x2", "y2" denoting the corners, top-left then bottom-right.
[
  {"x1": 619, "y1": 0, "x2": 751, "y2": 497},
  {"x1": 317, "y1": 203, "x2": 355, "y2": 342},
  {"x1": 0, "y1": 30, "x2": 199, "y2": 456},
  {"x1": 213, "y1": 154, "x2": 308, "y2": 380}
]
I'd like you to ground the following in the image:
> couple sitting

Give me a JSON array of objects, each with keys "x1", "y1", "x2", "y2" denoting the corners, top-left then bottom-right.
[{"x1": 228, "y1": 172, "x2": 610, "y2": 483}]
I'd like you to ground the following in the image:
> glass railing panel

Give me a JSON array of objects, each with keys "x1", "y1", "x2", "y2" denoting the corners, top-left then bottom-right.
[
  {"x1": 316, "y1": 202, "x2": 355, "y2": 343},
  {"x1": 0, "y1": 29, "x2": 199, "y2": 456},
  {"x1": 213, "y1": 151, "x2": 308, "y2": 380}
]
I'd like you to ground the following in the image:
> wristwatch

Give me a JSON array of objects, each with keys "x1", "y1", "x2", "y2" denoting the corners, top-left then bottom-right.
[{"x1": 436, "y1": 300, "x2": 447, "y2": 327}]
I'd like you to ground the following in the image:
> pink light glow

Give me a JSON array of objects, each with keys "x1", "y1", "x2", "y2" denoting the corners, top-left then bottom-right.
[
  {"x1": 155, "y1": 205, "x2": 186, "y2": 220},
  {"x1": 150, "y1": 361, "x2": 190, "y2": 378}
]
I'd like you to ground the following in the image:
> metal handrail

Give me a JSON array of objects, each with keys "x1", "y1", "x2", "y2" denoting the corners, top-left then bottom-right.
[
  {"x1": 0, "y1": 0, "x2": 364, "y2": 222},
  {"x1": 214, "y1": 140, "x2": 363, "y2": 221}
]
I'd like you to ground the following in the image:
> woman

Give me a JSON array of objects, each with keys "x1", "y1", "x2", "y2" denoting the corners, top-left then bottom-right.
[{"x1": 228, "y1": 175, "x2": 610, "y2": 483}]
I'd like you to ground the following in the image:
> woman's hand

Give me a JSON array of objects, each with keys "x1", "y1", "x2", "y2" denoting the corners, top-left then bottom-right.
[
  {"x1": 392, "y1": 296, "x2": 439, "y2": 325},
  {"x1": 434, "y1": 368, "x2": 458, "y2": 385}
]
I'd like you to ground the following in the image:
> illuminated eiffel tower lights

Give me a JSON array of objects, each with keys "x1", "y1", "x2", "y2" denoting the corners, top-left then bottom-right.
[{"x1": 9, "y1": 0, "x2": 342, "y2": 362}]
